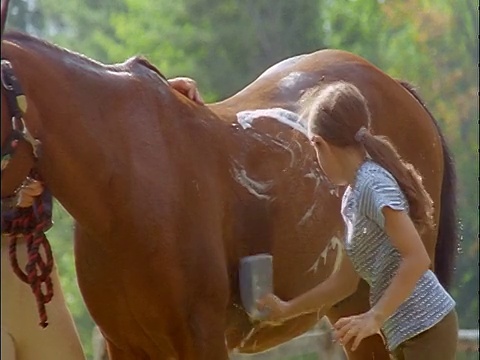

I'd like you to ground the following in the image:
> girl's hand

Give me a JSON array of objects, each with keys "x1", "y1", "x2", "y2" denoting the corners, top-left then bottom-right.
[
  {"x1": 333, "y1": 310, "x2": 384, "y2": 351},
  {"x1": 256, "y1": 294, "x2": 290, "y2": 323},
  {"x1": 17, "y1": 179, "x2": 44, "y2": 208},
  {"x1": 168, "y1": 77, "x2": 204, "y2": 105}
]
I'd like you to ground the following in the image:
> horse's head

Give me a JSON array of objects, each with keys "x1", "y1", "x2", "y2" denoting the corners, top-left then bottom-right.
[
  {"x1": 1, "y1": 0, "x2": 37, "y2": 198},
  {"x1": 1, "y1": 69, "x2": 38, "y2": 198}
]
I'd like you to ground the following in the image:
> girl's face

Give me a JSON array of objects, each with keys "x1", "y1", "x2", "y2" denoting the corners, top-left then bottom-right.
[{"x1": 310, "y1": 135, "x2": 345, "y2": 185}]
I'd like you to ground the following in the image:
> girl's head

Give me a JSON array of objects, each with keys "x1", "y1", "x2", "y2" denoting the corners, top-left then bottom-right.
[
  {"x1": 303, "y1": 81, "x2": 434, "y2": 233},
  {"x1": 302, "y1": 82, "x2": 371, "y2": 185}
]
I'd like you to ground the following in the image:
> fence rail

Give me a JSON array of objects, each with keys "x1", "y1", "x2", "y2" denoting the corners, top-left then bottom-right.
[
  {"x1": 231, "y1": 325, "x2": 479, "y2": 360},
  {"x1": 457, "y1": 329, "x2": 479, "y2": 352},
  {"x1": 92, "y1": 324, "x2": 479, "y2": 360}
]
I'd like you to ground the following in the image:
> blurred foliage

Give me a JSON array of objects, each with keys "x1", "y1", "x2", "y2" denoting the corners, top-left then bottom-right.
[{"x1": 4, "y1": 0, "x2": 478, "y2": 357}]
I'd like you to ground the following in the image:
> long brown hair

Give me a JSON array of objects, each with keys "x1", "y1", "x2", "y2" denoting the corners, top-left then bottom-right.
[{"x1": 302, "y1": 81, "x2": 434, "y2": 233}]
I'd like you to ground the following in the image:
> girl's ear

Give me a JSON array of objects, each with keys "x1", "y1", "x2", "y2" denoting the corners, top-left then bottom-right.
[
  {"x1": 311, "y1": 134, "x2": 328, "y2": 148},
  {"x1": 310, "y1": 134, "x2": 321, "y2": 144}
]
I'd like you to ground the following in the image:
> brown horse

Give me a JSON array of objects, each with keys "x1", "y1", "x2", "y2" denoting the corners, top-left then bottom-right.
[{"x1": 2, "y1": 21, "x2": 457, "y2": 360}]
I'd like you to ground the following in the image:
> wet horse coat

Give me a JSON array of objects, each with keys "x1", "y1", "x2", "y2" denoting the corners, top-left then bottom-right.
[{"x1": 1, "y1": 31, "x2": 457, "y2": 360}]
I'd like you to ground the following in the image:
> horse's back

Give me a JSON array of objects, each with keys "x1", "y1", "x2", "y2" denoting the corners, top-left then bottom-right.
[{"x1": 210, "y1": 49, "x2": 383, "y2": 113}]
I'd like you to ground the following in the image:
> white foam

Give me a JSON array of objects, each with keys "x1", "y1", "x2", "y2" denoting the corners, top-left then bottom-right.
[
  {"x1": 257, "y1": 54, "x2": 305, "y2": 79},
  {"x1": 321, "y1": 236, "x2": 343, "y2": 274},
  {"x1": 231, "y1": 162, "x2": 274, "y2": 201},
  {"x1": 307, "y1": 236, "x2": 343, "y2": 275},
  {"x1": 278, "y1": 71, "x2": 305, "y2": 91},
  {"x1": 298, "y1": 202, "x2": 316, "y2": 226},
  {"x1": 236, "y1": 108, "x2": 309, "y2": 138}
]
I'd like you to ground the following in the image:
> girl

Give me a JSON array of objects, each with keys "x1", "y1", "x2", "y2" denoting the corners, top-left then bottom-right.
[{"x1": 257, "y1": 81, "x2": 458, "y2": 359}]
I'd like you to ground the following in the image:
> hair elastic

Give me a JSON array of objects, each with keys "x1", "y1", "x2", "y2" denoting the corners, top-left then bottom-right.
[{"x1": 354, "y1": 126, "x2": 369, "y2": 143}]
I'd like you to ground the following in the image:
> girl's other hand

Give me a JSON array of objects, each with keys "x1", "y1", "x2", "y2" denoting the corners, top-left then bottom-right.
[
  {"x1": 168, "y1": 77, "x2": 204, "y2": 105},
  {"x1": 17, "y1": 180, "x2": 44, "y2": 208},
  {"x1": 333, "y1": 310, "x2": 384, "y2": 351}
]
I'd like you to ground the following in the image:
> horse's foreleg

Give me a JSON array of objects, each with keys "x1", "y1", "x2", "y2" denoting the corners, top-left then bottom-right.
[
  {"x1": 1, "y1": 327, "x2": 16, "y2": 360},
  {"x1": 105, "y1": 341, "x2": 128, "y2": 360},
  {"x1": 186, "y1": 303, "x2": 230, "y2": 360},
  {"x1": 105, "y1": 340, "x2": 155, "y2": 360}
]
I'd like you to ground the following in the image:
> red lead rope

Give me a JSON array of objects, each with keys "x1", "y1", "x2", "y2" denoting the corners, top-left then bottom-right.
[{"x1": 3, "y1": 181, "x2": 54, "y2": 328}]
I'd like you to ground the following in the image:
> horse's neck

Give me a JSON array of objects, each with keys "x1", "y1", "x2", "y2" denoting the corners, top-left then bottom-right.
[
  {"x1": 39, "y1": 108, "x2": 117, "y2": 235},
  {"x1": 2, "y1": 38, "x2": 131, "y2": 235}
]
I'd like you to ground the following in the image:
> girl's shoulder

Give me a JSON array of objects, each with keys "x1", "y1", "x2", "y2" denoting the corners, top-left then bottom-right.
[
  {"x1": 355, "y1": 160, "x2": 408, "y2": 217},
  {"x1": 355, "y1": 160, "x2": 399, "y2": 192}
]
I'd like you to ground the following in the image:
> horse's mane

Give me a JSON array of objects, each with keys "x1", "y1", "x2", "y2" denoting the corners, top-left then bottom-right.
[
  {"x1": 3, "y1": 30, "x2": 106, "y2": 67},
  {"x1": 3, "y1": 30, "x2": 166, "y2": 79}
]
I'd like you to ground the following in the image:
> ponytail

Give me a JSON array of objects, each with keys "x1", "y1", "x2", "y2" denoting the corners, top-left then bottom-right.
[{"x1": 361, "y1": 132, "x2": 435, "y2": 234}]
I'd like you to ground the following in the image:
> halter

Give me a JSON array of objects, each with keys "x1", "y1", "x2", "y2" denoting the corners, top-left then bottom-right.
[
  {"x1": 1, "y1": 58, "x2": 54, "y2": 328},
  {"x1": 1, "y1": 59, "x2": 41, "y2": 171}
]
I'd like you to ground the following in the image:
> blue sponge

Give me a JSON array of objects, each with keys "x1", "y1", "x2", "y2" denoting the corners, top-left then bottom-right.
[{"x1": 239, "y1": 254, "x2": 273, "y2": 320}]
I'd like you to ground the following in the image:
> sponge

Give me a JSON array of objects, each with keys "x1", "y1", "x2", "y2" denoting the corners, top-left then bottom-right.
[{"x1": 239, "y1": 254, "x2": 273, "y2": 320}]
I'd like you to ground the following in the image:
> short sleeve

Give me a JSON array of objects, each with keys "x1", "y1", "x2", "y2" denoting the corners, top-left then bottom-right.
[{"x1": 357, "y1": 171, "x2": 408, "y2": 229}]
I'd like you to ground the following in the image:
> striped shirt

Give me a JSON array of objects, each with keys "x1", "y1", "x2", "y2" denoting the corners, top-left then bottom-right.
[{"x1": 341, "y1": 159, "x2": 455, "y2": 351}]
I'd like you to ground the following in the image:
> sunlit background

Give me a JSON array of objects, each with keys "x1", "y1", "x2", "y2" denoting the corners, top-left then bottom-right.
[{"x1": 5, "y1": 0, "x2": 478, "y2": 358}]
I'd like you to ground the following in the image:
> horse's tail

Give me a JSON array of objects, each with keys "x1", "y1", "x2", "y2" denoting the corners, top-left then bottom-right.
[{"x1": 398, "y1": 80, "x2": 458, "y2": 291}]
